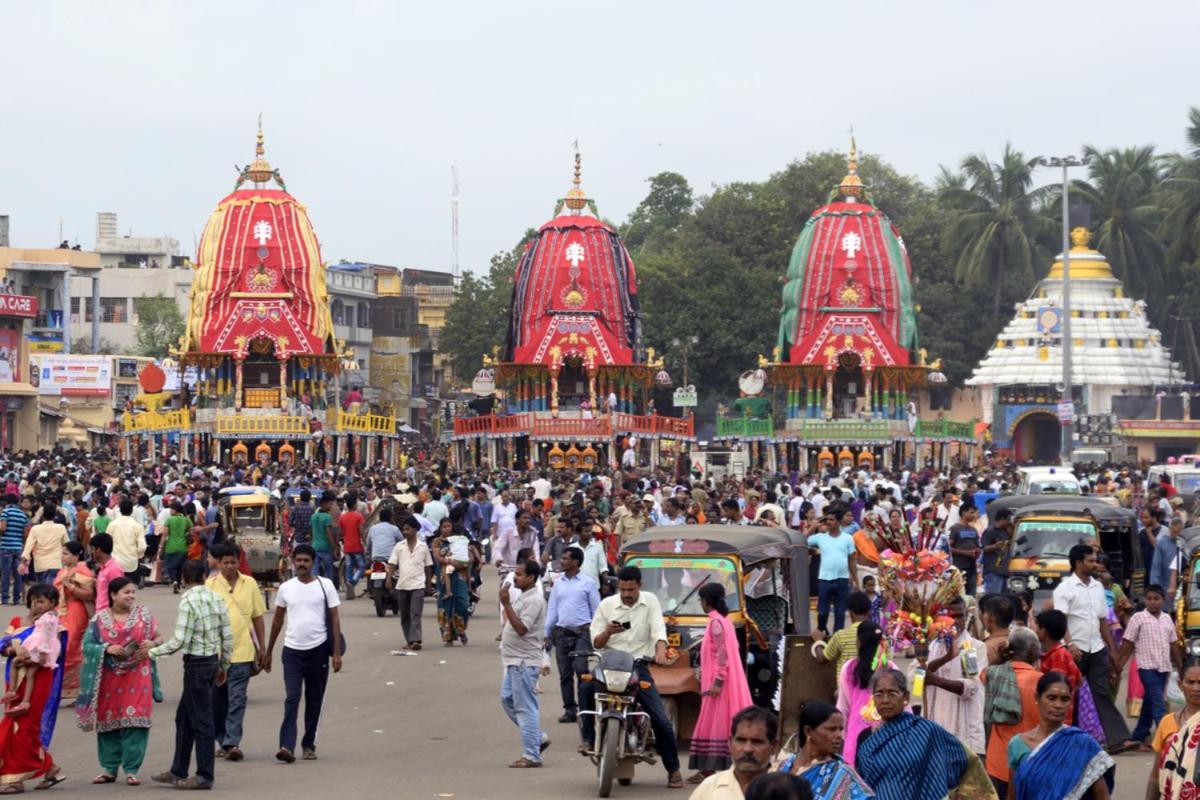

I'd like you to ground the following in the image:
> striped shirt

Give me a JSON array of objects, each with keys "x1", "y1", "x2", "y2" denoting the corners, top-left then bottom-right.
[
  {"x1": 0, "y1": 506, "x2": 27, "y2": 551},
  {"x1": 150, "y1": 584, "x2": 233, "y2": 670}
]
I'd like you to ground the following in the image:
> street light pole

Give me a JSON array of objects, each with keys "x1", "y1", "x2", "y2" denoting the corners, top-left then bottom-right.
[{"x1": 1038, "y1": 155, "x2": 1088, "y2": 463}]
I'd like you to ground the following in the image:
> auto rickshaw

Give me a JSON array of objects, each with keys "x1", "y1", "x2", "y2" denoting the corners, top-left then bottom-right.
[
  {"x1": 987, "y1": 495, "x2": 1141, "y2": 602},
  {"x1": 618, "y1": 525, "x2": 810, "y2": 739},
  {"x1": 217, "y1": 486, "x2": 285, "y2": 586},
  {"x1": 1177, "y1": 526, "x2": 1200, "y2": 658}
]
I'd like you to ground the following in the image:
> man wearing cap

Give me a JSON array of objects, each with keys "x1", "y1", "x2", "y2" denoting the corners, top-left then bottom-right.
[{"x1": 613, "y1": 495, "x2": 648, "y2": 544}]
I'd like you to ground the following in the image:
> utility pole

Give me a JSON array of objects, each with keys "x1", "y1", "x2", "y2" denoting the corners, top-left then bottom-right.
[
  {"x1": 451, "y1": 166, "x2": 460, "y2": 287},
  {"x1": 1037, "y1": 155, "x2": 1088, "y2": 463}
]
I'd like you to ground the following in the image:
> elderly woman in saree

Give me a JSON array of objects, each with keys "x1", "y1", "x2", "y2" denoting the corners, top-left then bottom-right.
[
  {"x1": 0, "y1": 583, "x2": 67, "y2": 793},
  {"x1": 76, "y1": 577, "x2": 162, "y2": 786},
  {"x1": 1008, "y1": 671, "x2": 1113, "y2": 800},
  {"x1": 778, "y1": 701, "x2": 873, "y2": 799},
  {"x1": 53, "y1": 541, "x2": 94, "y2": 704},
  {"x1": 856, "y1": 669, "x2": 996, "y2": 800}
]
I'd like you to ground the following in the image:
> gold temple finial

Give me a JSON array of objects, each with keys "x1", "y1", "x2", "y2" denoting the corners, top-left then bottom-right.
[
  {"x1": 1070, "y1": 227, "x2": 1092, "y2": 250},
  {"x1": 564, "y1": 144, "x2": 589, "y2": 212},
  {"x1": 839, "y1": 129, "x2": 865, "y2": 200},
  {"x1": 245, "y1": 115, "x2": 275, "y2": 186}
]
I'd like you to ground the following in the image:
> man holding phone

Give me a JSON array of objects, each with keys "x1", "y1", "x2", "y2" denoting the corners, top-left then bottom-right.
[{"x1": 581, "y1": 565, "x2": 683, "y2": 789}]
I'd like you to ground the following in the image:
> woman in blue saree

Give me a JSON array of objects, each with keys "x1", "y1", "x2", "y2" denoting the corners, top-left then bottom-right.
[
  {"x1": 778, "y1": 701, "x2": 873, "y2": 799},
  {"x1": 0, "y1": 584, "x2": 68, "y2": 793},
  {"x1": 1008, "y1": 671, "x2": 1113, "y2": 800},
  {"x1": 856, "y1": 669, "x2": 996, "y2": 800}
]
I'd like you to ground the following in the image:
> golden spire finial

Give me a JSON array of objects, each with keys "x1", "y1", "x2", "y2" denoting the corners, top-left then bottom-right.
[
  {"x1": 564, "y1": 143, "x2": 588, "y2": 212},
  {"x1": 838, "y1": 128, "x2": 865, "y2": 200},
  {"x1": 1070, "y1": 227, "x2": 1092, "y2": 250},
  {"x1": 245, "y1": 114, "x2": 275, "y2": 186}
]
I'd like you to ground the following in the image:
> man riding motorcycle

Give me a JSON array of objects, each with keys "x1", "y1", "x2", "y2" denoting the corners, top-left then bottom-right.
[{"x1": 580, "y1": 564, "x2": 683, "y2": 790}]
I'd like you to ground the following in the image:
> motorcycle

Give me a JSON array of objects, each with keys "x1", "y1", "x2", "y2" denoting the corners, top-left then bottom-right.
[
  {"x1": 367, "y1": 559, "x2": 399, "y2": 617},
  {"x1": 578, "y1": 651, "x2": 655, "y2": 797}
]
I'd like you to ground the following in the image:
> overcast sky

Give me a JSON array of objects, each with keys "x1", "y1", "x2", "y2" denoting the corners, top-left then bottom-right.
[{"x1": 1, "y1": 1, "x2": 1195, "y2": 277}]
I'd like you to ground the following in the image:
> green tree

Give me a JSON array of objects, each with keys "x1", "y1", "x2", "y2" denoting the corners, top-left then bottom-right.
[
  {"x1": 69, "y1": 336, "x2": 124, "y2": 355},
  {"x1": 1068, "y1": 145, "x2": 1165, "y2": 298},
  {"x1": 1161, "y1": 107, "x2": 1200, "y2": 267},
  {"x1": 621, "y1": 172, "x2": 693, "y2": 250},
  {"x1": 132, "y1": 295, "x2": 184, "y2": 358},
  {"x1": 439, "y1": 231, "x2": 534, "y2": 383},
  {"x1": 940, "y1": 144, "x2": 1056, "y2": 316}
]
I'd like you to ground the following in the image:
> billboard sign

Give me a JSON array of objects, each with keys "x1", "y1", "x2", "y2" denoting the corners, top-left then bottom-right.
[
  {"x1": 35, "y1": 355, "x2": 112, "y2": 397},
  {"x1": 0, "y1": 295, "x2": 38, "y2": 319}
]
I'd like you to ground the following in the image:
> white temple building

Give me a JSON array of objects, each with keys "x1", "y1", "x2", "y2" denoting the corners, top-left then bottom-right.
[{"x1": 967, "y1": 228, "x2": 1192, "y2": 463}]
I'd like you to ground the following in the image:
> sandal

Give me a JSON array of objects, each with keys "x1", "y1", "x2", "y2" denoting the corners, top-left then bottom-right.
[
  {"x1": 687, "y1": 772, "x2": 709, "y2": 784},
  {"x1": 667, "y1": 771, "x2": 684, "y2": 789},
  {"x1": 0, "y1": 785, "x2": 23, "y2": 794},
  {"x1": 92, "y1": 775, "x2": 116, "y2": 785},
  {"x1": 125, "y1": 777, "x2": 140, "y2": 787},
  {"x1": 34, "y1": 769, "x2": 65, "y2": 790},
  {"x1": 507, "y1": 758, "x2": 542, "y2": 768}
]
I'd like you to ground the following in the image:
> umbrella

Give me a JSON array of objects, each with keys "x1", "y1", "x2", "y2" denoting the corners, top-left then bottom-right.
[{"x1": 398, "y1": 423, "x2": 418, "y2": 434}]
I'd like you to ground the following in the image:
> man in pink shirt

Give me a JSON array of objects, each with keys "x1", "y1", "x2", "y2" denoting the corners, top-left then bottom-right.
[
  {"x1": 90, "y1": 533, "x2": 124, "y2": 611},
  {"x1": 1114, "y1": 584, "x2": 1181, "y2": 749}
]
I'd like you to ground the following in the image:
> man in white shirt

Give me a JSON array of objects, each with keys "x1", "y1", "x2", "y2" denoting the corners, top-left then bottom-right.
[
  {"x1": 1052, "y1": 543, "x2": 1129, "y2": 748},
  {"x1": 387, "y1": 522, "x2": 433, "y2": 650},
  {"x1": 262, "y1": 545, "x2": 343, "y2": 762},
  {"x1": 787, "y1": 488, "x2": 806, "y2": 529},
  {"x1": 920, "y1": 596, "x2": 988, "y2": 756},
  {"x1": 577, "y1": 525, "x2": 609, "y2": 586},
  {"x1": 106, "y1": 497, "x2": 147, "y2": 580},
  {"x1": 530, "y1": 471, "x2": 552, "y2": 502},
  {"x1": 491, "y1": 490, "x2": 518, "y2": 542}
]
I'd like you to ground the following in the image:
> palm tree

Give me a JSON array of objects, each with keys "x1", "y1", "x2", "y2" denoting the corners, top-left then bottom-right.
[
  {"x1": 940, "y1": 144, "x2": 1056, "y2": 316},
  {"x1": 1067, "y1": 145, "x2": 1166, "y2": 298},
  {"x1": 1161, "y1": 107, "x2": 1200, "y2": 268}
]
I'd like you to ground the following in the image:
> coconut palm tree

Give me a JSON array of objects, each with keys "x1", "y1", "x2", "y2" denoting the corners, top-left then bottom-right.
[
  {"x1": 939, "y1": 144, "x2": 1056, "y2": 316},
  {"x1": 1067, "y1": 145, "x2": 1166, "y2": 298},
  {"x1": 1161, "y1": 107, "x2": 1200, "y2": 268}
]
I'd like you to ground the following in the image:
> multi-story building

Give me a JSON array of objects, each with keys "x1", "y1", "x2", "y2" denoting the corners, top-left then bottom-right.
[
  {"x1": 326, "y1": 262, "x2": 376, "y2": 378},
  {"x1": 65, "y1": 212, "x2": 190, "y2": 353},
  {"x1": 0, "y1": 216, "x2": 103, "y2": 448},
  {"x1": 371, "y1": 265, "x2": 426, "y2": 431}
]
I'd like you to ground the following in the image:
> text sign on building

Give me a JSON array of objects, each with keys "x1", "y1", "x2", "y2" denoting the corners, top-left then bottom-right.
[
  {"x1": 34, "y1": 355, "x2": 112, "y2": 397},
  {"x1": 0, "y1": 294, "x2": 38, "y2": 319},
  {"x1": 673, "y1": 385, "x2": 698, "y2": 407},
  {"x1": 1057, "y1": 400, "x2": 1075, "y2": 424}
]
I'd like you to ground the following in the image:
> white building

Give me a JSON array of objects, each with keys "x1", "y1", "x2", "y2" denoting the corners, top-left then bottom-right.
[
  {"x1": 967, "y1": 228, "x2": 1188, "y2": 462},
  {"x1": 326, "y1": 262, "x2": 376, "y2": 379}
]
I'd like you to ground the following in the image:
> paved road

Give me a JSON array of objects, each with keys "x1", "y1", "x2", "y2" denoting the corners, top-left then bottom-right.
[{"x1": 37, "y1": 582, "x2": 1156, "y2": 799}]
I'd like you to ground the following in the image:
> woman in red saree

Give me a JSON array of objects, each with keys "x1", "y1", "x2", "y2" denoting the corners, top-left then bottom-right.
[
  {"x1": 0, "y1": 592, "x2": 67, "y2": 793},
  {"x1": 53, "y1": 542, "x2": 94, "y2": 704}
]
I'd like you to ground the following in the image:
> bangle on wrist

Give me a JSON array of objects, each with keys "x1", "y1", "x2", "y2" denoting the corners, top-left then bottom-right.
[{"x1": 812, "y1": 641, "x2": 827, "y2": 656}]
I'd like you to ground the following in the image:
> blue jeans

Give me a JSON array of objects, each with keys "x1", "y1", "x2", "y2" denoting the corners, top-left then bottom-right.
[
  {"x1": 213, "y1": 662, "x2": 254, "y2": 748},
  {"x1": 313, "y1": 551, "x2": 335, "y2": 581},
  {"x1": 983, "y1": 573, "x2": 1006, "y2": 595},
  {"x1": 817, "y1": 578, "x2": 851, "y2": 632},
  {"x1": 1132, "y1": 668, "x2": 1169, "y2": 742},
  {"x1": 0, "y1": 551, "x2": 22, "y2": 604},
  {"x1": 343, "y1": 553, "x2": 366, "y2": 587},
  {"x1": 500, "y1": 664, "x2": 544, "y2": 763}
]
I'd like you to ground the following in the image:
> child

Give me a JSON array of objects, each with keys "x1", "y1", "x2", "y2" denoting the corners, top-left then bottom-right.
[
  {"x1": 1115, "y1": 584, "x2": 1177, "y2": 750},
  {"x1": 862, "y1": 575, "x2": 883, "y2": 626},
  {"x1": 3, "y1": 584, "x2": 61, "y2": 716},
  {"x1": 1033, "y1": 608, "x2": 1083, "y2": 724}
]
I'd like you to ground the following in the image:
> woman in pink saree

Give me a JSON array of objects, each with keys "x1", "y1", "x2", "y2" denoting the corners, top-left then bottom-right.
[
  {"x1": 53, "y1": 542, "x2": 94, "y2": 704},
  {"x1": 686, "y1": 583, "x2": 754, "y2": 784}
]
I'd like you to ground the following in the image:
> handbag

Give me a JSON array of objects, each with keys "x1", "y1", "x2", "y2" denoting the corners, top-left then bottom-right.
[{"x1": 319, "y1": 578, "x2": 347, "y2": 657}]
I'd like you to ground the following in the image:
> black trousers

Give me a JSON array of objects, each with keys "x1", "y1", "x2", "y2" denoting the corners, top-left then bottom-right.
[
  {"x1": 552, "y1": 625, "x2": 591, "y2": 716},
  {"x1": 580, "y1": 662, "x2": 680, "y2": 774},
  {"x1": 1080, "y1": 648, "x2": 1131, "y2": 746},
  {"x1": 279, "y1": 645, "x2": 329, "y2": 752},
  {"x1": 170, "y1": 655, "x2": 218, "y2": 784}
]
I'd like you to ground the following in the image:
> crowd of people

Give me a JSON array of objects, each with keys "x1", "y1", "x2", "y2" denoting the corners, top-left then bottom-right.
[{"x1": 0, "y1": 445, "x2": 1194, "y2": 798}]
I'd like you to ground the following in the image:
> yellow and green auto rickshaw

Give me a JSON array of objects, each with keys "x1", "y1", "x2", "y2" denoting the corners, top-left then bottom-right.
[
  {"x1": 618, "y1": 525, "x2": 810, "y2": 739},
  {"x1": 1178, "y1": 527, "x2": 1200, "y2": 658},
  {"x1": 988, "y1": 495, "x2": 1141, "y2": 603}
]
